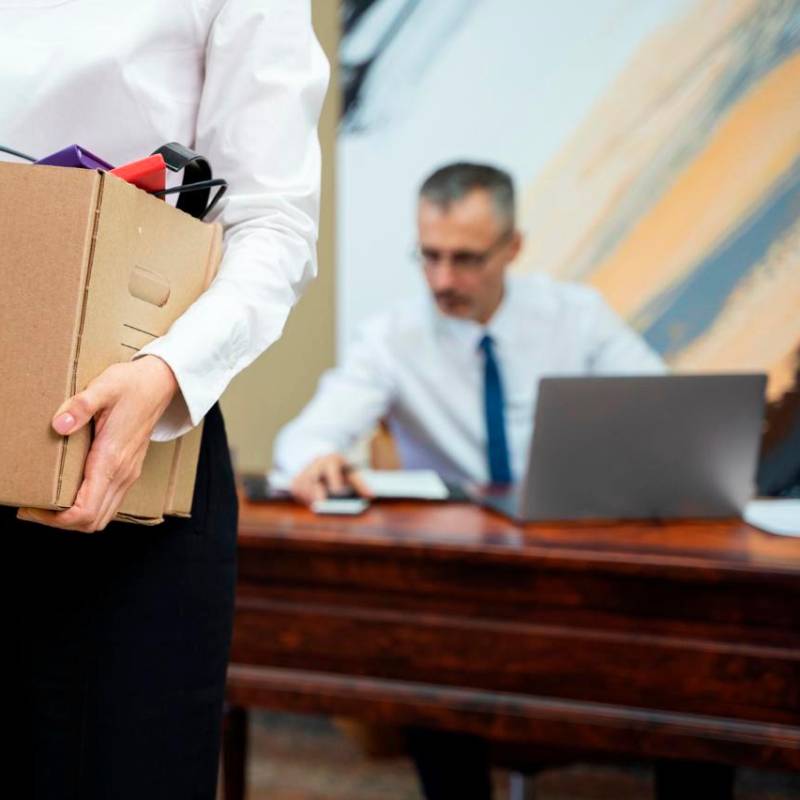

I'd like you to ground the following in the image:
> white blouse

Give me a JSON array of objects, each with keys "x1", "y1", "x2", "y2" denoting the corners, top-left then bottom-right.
[{"x1": 0, "y1": 0, "x2": 329, "y2": 439}]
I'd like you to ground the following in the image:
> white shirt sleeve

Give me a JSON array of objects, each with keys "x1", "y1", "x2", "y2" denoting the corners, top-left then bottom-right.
[
  {"x1": 584, "y1": 289, "x2": 668, "y2": 374},
  {"x1": 136, "y1": 0, "x2": 329, "y2": 441},
  {"x1": 273, "y1": 317, "x2": 398, "y2": 479}
]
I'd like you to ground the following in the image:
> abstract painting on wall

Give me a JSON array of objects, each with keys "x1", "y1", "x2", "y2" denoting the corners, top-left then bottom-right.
[{"x1": 515, "y1": 0, "x2": 799, "y2": 402}]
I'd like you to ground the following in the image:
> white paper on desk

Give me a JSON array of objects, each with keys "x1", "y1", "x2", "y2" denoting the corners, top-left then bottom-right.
[
  {"x1": 744, "y1": 499, "x2": 800, "y2": 537},
  {"x1": 358, "y1": 469, "x2": 449, "y2": 500}
]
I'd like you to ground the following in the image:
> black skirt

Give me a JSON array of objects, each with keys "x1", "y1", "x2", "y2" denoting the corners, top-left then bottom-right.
[{"x1": 5, "y1": 404, "x2": 238, "y2": 800}]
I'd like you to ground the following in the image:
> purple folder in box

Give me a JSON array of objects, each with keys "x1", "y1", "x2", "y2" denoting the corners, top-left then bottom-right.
[{"x1": 36, "y1": 145, "x2": 113, "y2": 171}]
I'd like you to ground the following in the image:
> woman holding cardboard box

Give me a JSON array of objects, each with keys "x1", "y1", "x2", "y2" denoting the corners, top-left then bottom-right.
[{"x1": 0, "y1": 2, "x2": 328, "y2": 797}]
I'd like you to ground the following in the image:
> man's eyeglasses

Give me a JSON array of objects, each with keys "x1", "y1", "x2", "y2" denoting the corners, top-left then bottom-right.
[{"x1": 412, "y1": 230, "x2": 513, "y2": 273}]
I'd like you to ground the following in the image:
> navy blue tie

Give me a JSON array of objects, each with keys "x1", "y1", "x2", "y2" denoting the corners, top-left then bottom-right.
[{"x1": 479, "y1": 334, "x2": 512, "y2": 485}]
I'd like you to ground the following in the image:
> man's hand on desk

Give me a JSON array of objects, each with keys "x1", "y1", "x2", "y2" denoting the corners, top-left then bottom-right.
[{"x1": 291, "y1": 453, "x2": 374, "y2": 506}]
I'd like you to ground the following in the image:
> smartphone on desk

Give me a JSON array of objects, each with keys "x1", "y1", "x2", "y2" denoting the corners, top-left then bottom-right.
[
  {"x1": 311, "y1": 498, "x2": 369, "y2": 516},
  {"x1": 240, "y1": 474, "x2": 368, "y2": 515}
]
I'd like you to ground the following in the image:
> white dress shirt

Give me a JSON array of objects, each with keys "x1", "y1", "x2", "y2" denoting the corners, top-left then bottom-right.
[
  {"x1": 274, "y1": 274, "x2": 667, "y2": 483},
  {"x1": 0, "y1": 0, "x2": 328, "y2": 439}
]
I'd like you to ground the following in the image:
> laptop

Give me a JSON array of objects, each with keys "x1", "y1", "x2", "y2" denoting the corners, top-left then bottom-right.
[{"x1": 472, "y1": 374, "x2": 766, "y2": 522}]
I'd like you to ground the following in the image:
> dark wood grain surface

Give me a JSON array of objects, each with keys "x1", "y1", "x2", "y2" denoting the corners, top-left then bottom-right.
[
  {"x1": 224, "y1": 500, "x2": 800, "y2": 798},
  {"x1": 237, "y1": 499, "x2": 800, "y2": 575}
]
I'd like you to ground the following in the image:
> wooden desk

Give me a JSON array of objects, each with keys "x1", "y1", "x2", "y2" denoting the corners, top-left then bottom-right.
[{"x1": 223, "y1": 501, "x2": 800, "y2": 798}]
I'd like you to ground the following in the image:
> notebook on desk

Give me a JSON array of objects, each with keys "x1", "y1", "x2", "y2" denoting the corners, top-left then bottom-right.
[{"x1": 470, "y1": 374, "x2": 766, "y2": 523}]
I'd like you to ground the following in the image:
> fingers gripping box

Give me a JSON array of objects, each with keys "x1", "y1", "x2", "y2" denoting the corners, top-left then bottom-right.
[{"x1": 0, "y1": 162, "x2": 222, "y2": 524}]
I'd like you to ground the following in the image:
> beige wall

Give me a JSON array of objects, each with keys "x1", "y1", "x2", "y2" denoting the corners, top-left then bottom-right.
[{"x1": 220, "y1": 0, "x2": 339, "y2": 473}]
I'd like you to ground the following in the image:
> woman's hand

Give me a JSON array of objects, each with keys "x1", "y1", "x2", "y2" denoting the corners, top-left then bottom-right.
[{"x1": 18, "y1": 356, "x2": 178, "y2": 532}]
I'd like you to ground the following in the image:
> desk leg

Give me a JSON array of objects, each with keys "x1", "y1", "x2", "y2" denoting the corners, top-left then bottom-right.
[{"x1": 222, "y1": 704, "x2": 248, "y2": 800}]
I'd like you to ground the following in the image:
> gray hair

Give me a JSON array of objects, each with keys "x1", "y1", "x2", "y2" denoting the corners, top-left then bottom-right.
[{"x1": 419, "y1": 162, "x2": 515, "y2": 230}]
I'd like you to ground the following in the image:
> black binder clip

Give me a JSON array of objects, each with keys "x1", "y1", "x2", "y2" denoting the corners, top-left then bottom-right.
[{"x1": 151, "y1": 142, "x2": 227, "y2": 220}]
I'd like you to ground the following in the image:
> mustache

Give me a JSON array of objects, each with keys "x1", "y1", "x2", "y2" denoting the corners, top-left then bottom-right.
[{"x1": 434, "y1": 290, "x2": 470, "y2": 306}]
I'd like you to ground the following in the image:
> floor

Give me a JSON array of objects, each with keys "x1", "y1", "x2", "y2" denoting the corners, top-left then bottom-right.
[{"x1": 242, "y1": 711, "x2": 800, "y2": 800}]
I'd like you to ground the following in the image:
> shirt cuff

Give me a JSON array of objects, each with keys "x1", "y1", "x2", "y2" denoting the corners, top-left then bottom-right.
[
  {"x1": 133, "y1": 346, "x2": 200, "y2": 442},
  {"x1": 273, "y1": 441, "x2": 338, "y2": 479}
]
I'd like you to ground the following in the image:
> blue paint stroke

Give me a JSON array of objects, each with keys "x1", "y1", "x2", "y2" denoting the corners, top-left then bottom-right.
[{"x1": 640, "y1": 154, "x2": 800, "y2": 357}]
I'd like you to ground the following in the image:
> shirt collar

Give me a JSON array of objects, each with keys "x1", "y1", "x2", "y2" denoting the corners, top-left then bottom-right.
[{"x1": 431, "y1": 280, "x2": 516, "y2": 353}]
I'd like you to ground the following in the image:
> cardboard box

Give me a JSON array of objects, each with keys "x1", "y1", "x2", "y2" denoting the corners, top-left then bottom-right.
[{"x1": 0, "y1": 162, "x2": 222, "y2": 524}]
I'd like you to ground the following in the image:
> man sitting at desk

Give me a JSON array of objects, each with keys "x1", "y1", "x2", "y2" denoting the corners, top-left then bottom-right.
[
  {"x1": 275, "y1": 163, "x2": 736, "y2": 799},
  {"x1": 274, "y1": 161, "x2": 664, "y2": 504}
]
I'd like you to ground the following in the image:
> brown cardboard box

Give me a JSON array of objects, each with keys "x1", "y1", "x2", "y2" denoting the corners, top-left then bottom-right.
[{"x1": 0, "y1": 162, "x2": 221, "y2": 524}]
